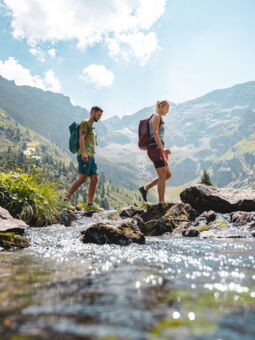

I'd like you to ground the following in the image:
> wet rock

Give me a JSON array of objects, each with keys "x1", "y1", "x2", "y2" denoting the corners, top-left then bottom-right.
[
  {"x1": 230, "y1": 211, "x2": 253, "y2": 226},
  {"x1": 0, "y1": 232, "x2": 30, "y2": 249},
  {"x1": 132, "y1": 215, "x2": 146, "y2": 234},
  {"x1": 251, "y1": 230, "x2": 255, "y2": 237},
  {"x1": 0, "y1": 207, "x2": 29, "y2": 235},
  {"x1": 195, "y1": 219, "x2": 251, "y2": 238},
  {"x1": 57, "y1": 208, "x2": 78, "y2": 226},
  {"x1": 182, "y1": 228, "x2": 200, "y2": 237},
  {"x1": 119, "y1": 205, "x2": 145, "y2": 218},
  {"x1": 207, "y1": 220, "x2": 230, "y2": 230},
  {"x1": 80, "y1": 222, "x2": 145, "y2": 246},
  {"x1": 165, "y1": 203, "x2": 198, "y2": 221},
  {"x1": 196, "y1": 210, "x2": 217, "y2": 224},
  {"x1": 75, "y1": 205, "x2": 101, "y2": 217},
  {"x1": 139, "y1": 203, "x2": 197, "y2": 236},
  {"x1": 140, "y1": 203, "x2": 175, "y2": 223},
  {"x1": 180, "y1": 184, "x2": 255, "y2": 213},
  {"x1": 143, "y1": 217, "x2": 176, "y2": 236},
  {"x1": 172, "y1": 222, "x2": 191, "y2": 235}
]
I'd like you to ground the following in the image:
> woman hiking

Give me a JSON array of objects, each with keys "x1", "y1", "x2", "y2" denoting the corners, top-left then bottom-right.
[{"x1": 139, "y1": 100, "x2": 172, "y2": 203}]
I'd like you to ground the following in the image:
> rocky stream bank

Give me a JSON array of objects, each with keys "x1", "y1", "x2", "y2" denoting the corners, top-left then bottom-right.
[{"x1": 1, "y1": 184, "x2": 255, "y2": 250}]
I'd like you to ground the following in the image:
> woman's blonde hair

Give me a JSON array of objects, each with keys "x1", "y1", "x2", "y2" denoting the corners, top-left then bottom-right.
[{"x1": 156, "y1": 100, "x2": 169, "y2": 113}]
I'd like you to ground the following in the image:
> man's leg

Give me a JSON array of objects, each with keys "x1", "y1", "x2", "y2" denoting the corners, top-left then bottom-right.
[
  {"x1": 87, "y1": 174, "x2": 98, "y2": 204},
  {"x1": 65, "y1": 173, "x2": 87, "y2": 199}
]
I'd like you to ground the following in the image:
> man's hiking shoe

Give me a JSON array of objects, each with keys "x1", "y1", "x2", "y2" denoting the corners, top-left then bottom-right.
[
  {"x1": 139, "y1": 186, "x2": 148, "y2": 202},
  {"x1": 85, "y1": 203, "x2": 103, "y2": 211}
]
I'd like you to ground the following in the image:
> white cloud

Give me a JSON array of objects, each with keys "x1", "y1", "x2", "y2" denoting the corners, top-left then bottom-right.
[
  {"x1": 105, "y1": 31, "x2": 158, "y2": 65},
  {"x1": 0, "y1": 57, "x2": 61, "y2": 92},
  {"x1": 3, "y1": 0, "x2": 166, "y2": 64},
  {"x1": 81, "y1": 64, "x2": 114, "y2": 88},
  {"x1": 48, "y1": 48, "x2": 56, "y2": 58},
  {"x1": 29, "y1": 47, "x2": 46, "y2": 62},
  {"x1": 29, "y1": 47, "x2": 58, "y2": 62},
  {"x1": 43, "y1": 70, "x2": 61, "y2": 92}
]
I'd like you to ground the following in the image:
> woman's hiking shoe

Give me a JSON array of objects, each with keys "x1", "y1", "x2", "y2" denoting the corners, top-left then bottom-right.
[{"x1": 139, "y1": 186, "x2": 148, "y2": 202}]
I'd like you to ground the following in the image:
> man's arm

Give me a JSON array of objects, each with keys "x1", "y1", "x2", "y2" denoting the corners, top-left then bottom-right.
[{"x1": 79, "y1": 123, "x2": 88, "y2": 162}]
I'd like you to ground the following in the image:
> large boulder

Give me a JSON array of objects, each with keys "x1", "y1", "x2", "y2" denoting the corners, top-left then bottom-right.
[
  {"x1": 0, "y1": 207, "x2": 29, "y2": 234},
  {"x1": 80, "y1": 222, "x2": 145, "y2": 246},
  {"x1": 180, "y1": 184, "x2": 255, "y2": 213}
]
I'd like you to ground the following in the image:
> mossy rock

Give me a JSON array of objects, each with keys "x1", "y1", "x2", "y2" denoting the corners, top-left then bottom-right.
[
  {"x1": 141, "y1": 203, "x2": 175, "y2": 223},
  {"x1": 0, "y1": 232, "x2": 29, "y2": 249},
  {"x1": 208, "y1": 220, "x2": 230, "y2": 229},
  {"x1": 144, "y1": 217, "x2": 176, "y2": 236},
  {"x1": 80, "y1": 222, "x2": 145, "y2": 246},
  {"x1": 107, "y1": 211, "x2": 121, "y2": 220},
  {"x1": 197, "y1": 225, "x2": 211, "y2": 232},
  {"x1": 197, "y1": 220, "x2": 230, "y2": 232}
]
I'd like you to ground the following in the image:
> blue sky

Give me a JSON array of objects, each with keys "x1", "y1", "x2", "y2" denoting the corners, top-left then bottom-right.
[{"x1": 0, "y1": 0, "x2": 255, "y2": 118}]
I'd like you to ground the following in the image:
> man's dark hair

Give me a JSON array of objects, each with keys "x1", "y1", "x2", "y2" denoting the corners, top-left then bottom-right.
[{"x1": 90, "y1": 106, "x2": 103, "y2": 114}]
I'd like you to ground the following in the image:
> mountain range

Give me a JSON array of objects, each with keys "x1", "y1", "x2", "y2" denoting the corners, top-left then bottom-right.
[{"x1": 0, "y1": 75, "x2": 254, "y2": 198}]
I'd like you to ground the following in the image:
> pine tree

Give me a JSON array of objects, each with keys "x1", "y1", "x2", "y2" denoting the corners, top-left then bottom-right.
[
  {"x1": 102, "y1": 197, "x2": 110, "y2": 210},
  {"x1": 200, "y1": 169, "x2": 213, "y2": 186}
]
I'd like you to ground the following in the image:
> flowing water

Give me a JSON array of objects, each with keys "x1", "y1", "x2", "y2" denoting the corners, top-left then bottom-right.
[{"x1": 1, "y1": 211, "x2": 255, "y2": 340}]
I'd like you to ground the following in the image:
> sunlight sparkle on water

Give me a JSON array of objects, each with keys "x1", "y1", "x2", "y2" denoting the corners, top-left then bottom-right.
[
  {"x1": 204, "y1": 282, "x2": 249, "y2": 293},
  {"x1": 172, "y1": 311, "x2": 181, "y2": 319},
  {"x1": 188, "y1": 312, "x2": 196, "y2": 320}
]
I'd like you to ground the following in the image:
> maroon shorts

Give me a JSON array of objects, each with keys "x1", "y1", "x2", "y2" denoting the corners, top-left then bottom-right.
[{"x1": 147, "y1": 147, "x2": 168, "y2": 168}]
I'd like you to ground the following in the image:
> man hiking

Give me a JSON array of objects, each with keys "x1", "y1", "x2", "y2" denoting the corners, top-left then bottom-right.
[{"x1": 65, "y1": 106, "x2": 103, "y2": 210}]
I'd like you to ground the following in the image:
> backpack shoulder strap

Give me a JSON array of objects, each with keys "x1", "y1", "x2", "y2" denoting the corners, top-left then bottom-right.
[{"x1": 149, "y1": 114, "x2": 162, "y2": 125}]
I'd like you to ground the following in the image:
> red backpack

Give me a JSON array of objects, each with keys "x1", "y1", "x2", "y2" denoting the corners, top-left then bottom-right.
[{"x1": 138, "y1": 115, "x2": 154, "y2": 150}]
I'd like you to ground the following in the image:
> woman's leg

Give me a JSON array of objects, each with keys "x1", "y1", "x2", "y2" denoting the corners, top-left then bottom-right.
[
  {"x1": 155, "y1": 165, "x2": 172, "y2": 203},
  {"x1": 145, "y1": 177, "x2": 158, "y2": 190},
  {"x1": 144, "y1": 165, "x2": 172, "y2": 193}
]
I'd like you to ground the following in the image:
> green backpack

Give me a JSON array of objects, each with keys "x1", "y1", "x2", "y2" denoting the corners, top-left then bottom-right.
[
  {"x1": 68, "y1": 121, "x2": 80, "y2": 153},
  {"x1": 68, "y1": 120, "x2": 93, "y2": 153}
]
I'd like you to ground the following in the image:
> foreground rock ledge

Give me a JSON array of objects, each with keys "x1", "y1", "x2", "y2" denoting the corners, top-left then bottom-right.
[
  {"x1": 180, "y1": 184, "x2": 255, "y2": 213},
  {"x1": 0, "y1": 207, "x2": 29, "y2": 234}
]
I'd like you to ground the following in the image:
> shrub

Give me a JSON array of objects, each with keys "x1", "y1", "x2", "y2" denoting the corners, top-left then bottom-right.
[{"x1": 0, "y1": 168, "x2": 66, "y2": 227}]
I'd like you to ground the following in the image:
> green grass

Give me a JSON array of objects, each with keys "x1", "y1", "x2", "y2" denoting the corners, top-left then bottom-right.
[{"x1": 0, "y1": 168, "x2": 67, "y2": 227}]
